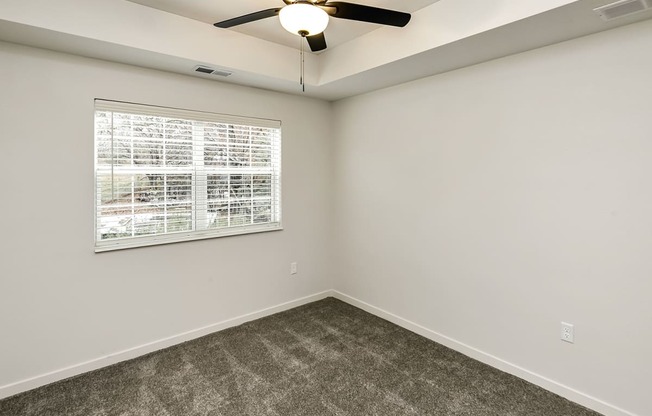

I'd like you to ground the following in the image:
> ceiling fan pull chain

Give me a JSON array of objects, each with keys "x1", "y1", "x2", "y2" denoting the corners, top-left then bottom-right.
[{"x1": 300, "y1": 35, "x2": 305, "y2": 92}]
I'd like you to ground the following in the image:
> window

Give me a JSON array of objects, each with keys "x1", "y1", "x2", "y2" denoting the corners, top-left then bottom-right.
[{"x1": 94, "y1": 100, "x2": 281, "y2": 252}]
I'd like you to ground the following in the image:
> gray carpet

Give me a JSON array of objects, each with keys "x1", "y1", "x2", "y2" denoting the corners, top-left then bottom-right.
[{"x1": 0, "y1": 298, "x2": 601, "y2": 415}]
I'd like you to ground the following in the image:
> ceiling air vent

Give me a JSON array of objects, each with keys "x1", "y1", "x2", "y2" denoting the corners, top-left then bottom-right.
[
  {"x1": 594, "y1": 0, "x2": 652, "y2": 21},
  {"x1": 193, "y1": 65, "x2": 232, "y2": 77}
]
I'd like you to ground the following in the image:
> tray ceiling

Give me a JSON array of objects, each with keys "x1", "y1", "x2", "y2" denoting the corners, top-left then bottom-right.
[
  {"x1": 1, "y1": 0, "x2": 651, "y2": 100},
  {"x1": 127, "y1": 0, "x2": 440, "y2": 50}
]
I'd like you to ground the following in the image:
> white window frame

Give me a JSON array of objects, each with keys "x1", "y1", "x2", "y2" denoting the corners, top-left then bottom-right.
[{"x1": 94, "y1": 100, "x2": 282, "y2": 252}]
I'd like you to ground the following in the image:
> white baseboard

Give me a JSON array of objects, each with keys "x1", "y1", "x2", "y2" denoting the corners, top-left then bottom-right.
[
  {"x1": 331, "y1": 290, "x2": 638, "y2": 416},
  {"x1": 0, "y1": 289, "x2": 639, "y2": 416},
  {"x1": 0, "y1": 290, "x2": 334, "y2": 400}
]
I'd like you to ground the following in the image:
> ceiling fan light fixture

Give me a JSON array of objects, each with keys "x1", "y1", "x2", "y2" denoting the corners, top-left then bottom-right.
[{"x1": 279, "y1": 3, "x2": 329, "y2": 36}]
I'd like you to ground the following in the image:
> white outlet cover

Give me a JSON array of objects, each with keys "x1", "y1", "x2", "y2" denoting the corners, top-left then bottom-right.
[{"x1": 561, "y1": 322, "x2": 574, "y2": 343}]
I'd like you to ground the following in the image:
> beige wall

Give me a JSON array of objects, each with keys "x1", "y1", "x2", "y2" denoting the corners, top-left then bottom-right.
[
  {"x1": 0, "y1": 41, "x2": 333, "y2": 391},
  {"x1": 331, "y1": 19, "x2": 652, "y2": 416}
]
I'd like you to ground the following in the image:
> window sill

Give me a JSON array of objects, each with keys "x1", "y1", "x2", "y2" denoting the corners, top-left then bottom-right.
[{"x1": 94, "y1": 223, "x2": 283, "y2": 253}]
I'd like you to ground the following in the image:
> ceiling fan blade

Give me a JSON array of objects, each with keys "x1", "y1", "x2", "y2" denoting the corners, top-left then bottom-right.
[
  {"x1": 214, "y1": 8, "x2": 282, "y2": 28},
  {"x1": 324, "y1": 2, "x2": 411, "y2": 27},
  {"x1": 307, "y1": 32, "x2": 327, "y2": 52}
]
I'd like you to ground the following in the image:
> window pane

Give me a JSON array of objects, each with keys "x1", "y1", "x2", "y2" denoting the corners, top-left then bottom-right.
[
  {"x1": 204, "y1": 123, "x2": 228, "y2": 167},
  {"x1": 133, "y1": 174, "x2": 164, "y2": 204},
  {"x1": 165, "y1": 203, "x2": 193, "y2": 233},
  {"x1": 253, "y1": 200, "x2": 272, "y2": 224},
  {"x1": 253, "y1": 175, "x2": 271, "y2": 197},
  {"x1": 228, "y1": 125, "x2": 251, "y2": 167},
  {"x1": 207, "y1": 175, "x2": 228, "y2": 229},
  {"x1": 97, "y1": 173, "x2": 193, "y2": 239},
  {"x1": 166, "y1": 174, "x2": 192, "y2": 203},
  {"x1": 165, "y1": 119, "x2": 193, "y2": 166},
  {"x1": 251, "y1": 145, "x2": 271, "y2": 167},
  {"x1": 230, "y1": 174, "x2": 252, "y2": 199},
  {"x1": 95, "y1": 111, "x2": 113, "y2": 165},
  {"x1": 229, "y1": 200, "x2": 252, "y2": 226},
  {"x1": 206, "y1": 174, "x2": 258, "y2": 229},
  {"x1": 133, "y1": 138, "x2": 163, "y2": 166}
]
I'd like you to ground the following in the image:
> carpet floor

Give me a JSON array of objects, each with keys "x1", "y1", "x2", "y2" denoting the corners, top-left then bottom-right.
[{"x1": 0, "y1": 297, "x2": 602, "y2": 415}]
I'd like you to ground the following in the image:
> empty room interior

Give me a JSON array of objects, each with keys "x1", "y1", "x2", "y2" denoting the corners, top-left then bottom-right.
[{"x1": 1, "y1": 0, "x2": 651, "y2": 415}]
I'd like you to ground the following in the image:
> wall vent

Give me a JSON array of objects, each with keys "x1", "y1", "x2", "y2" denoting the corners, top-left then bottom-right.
[
  {"x1": 193, "y1": 65, "x2": 232, "y2": 77},
  {"x1": 594, "y1": 0, "x2": 652, "y2": 21}
]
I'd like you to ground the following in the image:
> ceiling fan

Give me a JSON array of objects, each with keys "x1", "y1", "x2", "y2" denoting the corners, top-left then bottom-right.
[{"x1": 214, "y1": 1, "x2": 412, "y2": 52}]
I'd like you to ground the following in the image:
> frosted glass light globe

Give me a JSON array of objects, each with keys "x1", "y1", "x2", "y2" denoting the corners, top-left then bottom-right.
[{"x1": 279, "y1": 3, "x2": 329, "y2": 36}]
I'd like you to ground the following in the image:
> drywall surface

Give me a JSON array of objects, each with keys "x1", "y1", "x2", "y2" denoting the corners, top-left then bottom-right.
[
  {"x1": 0, "y1": 42, "x2": 332, "y2": 392},
  {"x1": 331, "y1": 19, "x2": 652, "y2": 416}
]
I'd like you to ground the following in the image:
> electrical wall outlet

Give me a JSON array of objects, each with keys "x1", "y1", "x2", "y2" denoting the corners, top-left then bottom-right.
[
  {"x1": 561, "y1": 322, "x2": 574, "y2": 343},
  {"x1": 290, "y1": 262, "x2": 298, "y2": 275}
]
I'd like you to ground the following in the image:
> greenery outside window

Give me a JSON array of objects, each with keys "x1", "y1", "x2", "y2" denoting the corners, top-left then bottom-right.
[{"x1": 94, "y1": 100, "x2": 281, "y2": 252}]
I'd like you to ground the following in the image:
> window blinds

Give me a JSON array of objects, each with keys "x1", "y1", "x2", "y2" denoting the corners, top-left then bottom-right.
[{"x1": 94, "y1": 100, "x2": 281, "y2": 252}]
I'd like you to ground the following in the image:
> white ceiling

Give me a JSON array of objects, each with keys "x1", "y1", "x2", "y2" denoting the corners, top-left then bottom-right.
[
  {"x1": 1, "y1": 0, "x2": 651, "y2": 101},
  {"x1": 127, "y1": 0, "x2": 440, "y2": 50}
]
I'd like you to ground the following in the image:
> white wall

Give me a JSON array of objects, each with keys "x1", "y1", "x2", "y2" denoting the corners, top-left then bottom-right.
[
  {"x1": 0, "y1": 42, "x2": 332, "y2": 392},
  {"x1": 2, "y1": 17, "x2": 651, "y2": 416},
  {"x1": 331, "y1": 19, "x2": 652, "y2": 416}
]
